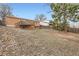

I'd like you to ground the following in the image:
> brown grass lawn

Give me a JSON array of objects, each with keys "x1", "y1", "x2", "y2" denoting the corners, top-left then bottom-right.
[{"x1": 0, "y1": 26, "x2": 79, "y2": 56}]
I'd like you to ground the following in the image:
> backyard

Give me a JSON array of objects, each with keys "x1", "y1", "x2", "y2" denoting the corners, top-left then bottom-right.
[{"x1": 0, "y1": 26, "x2": 79, "y2": 56}]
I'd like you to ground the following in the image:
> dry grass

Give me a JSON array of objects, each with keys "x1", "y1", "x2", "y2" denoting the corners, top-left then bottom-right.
[{"x1": 0, "y1": 26, "x2": 79, "y2": 56}]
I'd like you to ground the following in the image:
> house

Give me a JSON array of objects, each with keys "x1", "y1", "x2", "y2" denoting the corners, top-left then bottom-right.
[
  {"x1": 5, "y1": 16, "x2": 37, "y2": 29},
  {"x1": 39, "y1": 20, "x2": 50, "y2": 28},
  {"x1": 33, "y1": 20, "x2": 50, "y2": 29},
  {"x1": 39, "y1": 20, "x2": 49, "y2": 26}
]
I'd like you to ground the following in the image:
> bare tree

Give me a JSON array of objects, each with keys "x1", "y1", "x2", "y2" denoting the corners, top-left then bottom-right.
[
  {"x1": 0, "y1": 4, "x2": 12, "y2": 26},
  {"x1": 35, "y1": 14, "x2": 47, "y2": 22}
]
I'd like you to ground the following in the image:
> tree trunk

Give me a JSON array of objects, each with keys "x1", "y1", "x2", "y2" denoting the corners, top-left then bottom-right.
[{"x1": 2, "y1": 16, "x2": 6, "y2": 26}]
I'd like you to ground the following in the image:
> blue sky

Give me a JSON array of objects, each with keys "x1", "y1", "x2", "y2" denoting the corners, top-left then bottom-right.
[{"x1": 8, "y1": 3, "x2": 52, "y2": 20}]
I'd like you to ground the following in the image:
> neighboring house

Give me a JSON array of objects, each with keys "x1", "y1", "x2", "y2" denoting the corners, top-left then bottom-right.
[
  {"x1": 5, "y1": 16, "x2": 37, "y2": 29},
  {"x1": 40, "y1": 20, "x2": 49, "y2": 26},
  {"x1": 4, "y1": 16, "x2": 50, "y2": 29},
  {"x1": 39, "y1": 20, "x2": 50, "y2": 28},
  {"x1": 34, "y1": 20, "x2": 50, "y2": 28}
]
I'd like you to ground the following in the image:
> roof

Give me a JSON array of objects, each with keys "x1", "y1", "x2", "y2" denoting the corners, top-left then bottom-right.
[
  {"x1": 6, "y1": 16, "x2": 34, "y2": 21},
  {"x1": 40, "y1": 20, "x2": 50, "y2": 23},
  {"x1": 16, "y1": 20, "x2": 34, "y2": 25}
]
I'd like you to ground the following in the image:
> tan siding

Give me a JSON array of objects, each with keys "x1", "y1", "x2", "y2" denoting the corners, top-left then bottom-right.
[{"x1": 5, "y1": 17, "x2": 21, "y2": 27}]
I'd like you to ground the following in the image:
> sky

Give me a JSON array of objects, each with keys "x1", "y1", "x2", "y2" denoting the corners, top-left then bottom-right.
[{"x1": 7, "y1": 3, "x2": 52, "y2": 20}]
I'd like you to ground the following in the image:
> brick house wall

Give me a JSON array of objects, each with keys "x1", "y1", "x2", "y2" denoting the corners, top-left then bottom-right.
[
  {"x1": 5, "y1": 16, "x2": 37, "y2": 29},
  {"x1": 5, "y1": 16, "x2": 21, "y2": 27}
]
